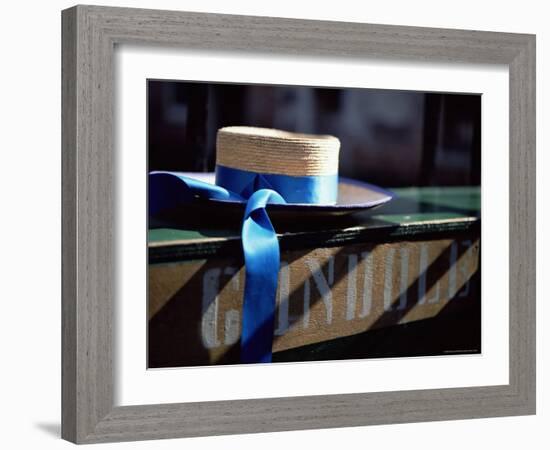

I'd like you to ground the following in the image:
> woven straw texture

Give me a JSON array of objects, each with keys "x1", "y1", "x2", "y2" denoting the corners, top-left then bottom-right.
[{"x1": 216, "y1": 126, "x2": 340, "y2": 176}]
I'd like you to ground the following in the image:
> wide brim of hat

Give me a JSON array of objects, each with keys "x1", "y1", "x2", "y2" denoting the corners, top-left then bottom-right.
[{"x1": 176, "y1": 172, "x2": 393, "y2": 218}]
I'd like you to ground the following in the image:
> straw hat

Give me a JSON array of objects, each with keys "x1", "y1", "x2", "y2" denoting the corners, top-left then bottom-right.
[
  {"x1": 216, "y1": 126, "x2": 340, "y2": 177},
  {"x1": 211, "y1": 126, "x2": 392, "y2": 215},
  {"x1": 149, "y1": 126, "x2": 393, "y2": 219}
]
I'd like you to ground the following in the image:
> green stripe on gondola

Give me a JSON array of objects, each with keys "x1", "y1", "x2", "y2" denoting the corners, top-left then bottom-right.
[{"x1": 148, "y1": 186, "x2": 480, "y2": 262}]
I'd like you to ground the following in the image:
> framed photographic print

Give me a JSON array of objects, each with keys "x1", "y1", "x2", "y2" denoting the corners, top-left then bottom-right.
[{"x1": 61, "y1": 4, "x2": 535, "y2": 443}]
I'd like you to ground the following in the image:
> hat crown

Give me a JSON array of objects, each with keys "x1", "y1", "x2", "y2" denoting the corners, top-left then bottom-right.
[{"x1": 216, "y1": 126, "x2": 340, "y2": 177}]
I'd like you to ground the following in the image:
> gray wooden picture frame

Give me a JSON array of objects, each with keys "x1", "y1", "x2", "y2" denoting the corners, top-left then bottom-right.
[{"x1": 61, "y1": 4, "x2": 536, "y2": 444}]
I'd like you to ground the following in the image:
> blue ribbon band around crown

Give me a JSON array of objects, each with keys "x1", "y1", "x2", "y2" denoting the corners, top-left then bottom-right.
[
  {"x1": 149, "y1": 166, "x2": 338, "y2": 364},
  {"x1": 215, "y1": 164, "x2": 338, "y2": 205}
]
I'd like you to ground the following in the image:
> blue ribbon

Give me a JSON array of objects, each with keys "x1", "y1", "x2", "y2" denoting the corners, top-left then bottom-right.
[
  {"x1": 241, "y1": 188, "x2": 285, "y2": 363},
  {"x1": 149, "y1": 167, "x2": 337, "y2": 363},
  {"x1": 216, "y1": 164, "x2": 338, "y2": 204},
  {"x1": 148, "y1": 171, "x2": 243, "y2": 217}
]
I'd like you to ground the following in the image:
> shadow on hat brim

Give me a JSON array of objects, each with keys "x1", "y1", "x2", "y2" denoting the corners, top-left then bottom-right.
[
  {"x1": 151, "y1": 172, "x2": 393, "y2": 223},
  {"x1": 214, "y1": 177, "x2": 392, "y2": 214}
]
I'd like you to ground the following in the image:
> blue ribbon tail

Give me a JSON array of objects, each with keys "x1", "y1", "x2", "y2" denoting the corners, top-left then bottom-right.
[
  {"x1": 240, "y1": 188, "x2": 286, "y2": 363},
  {"x1": 149, "y1": 171, "x2": 289, "y2": 364},
  {"x1": 149, "y1": 171, "x2": 243, "y2": 216}
]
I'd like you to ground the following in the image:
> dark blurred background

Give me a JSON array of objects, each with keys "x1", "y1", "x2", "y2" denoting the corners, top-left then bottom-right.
[{"x1": 148, "y1": 81, "x2": 481, "y2": 187}]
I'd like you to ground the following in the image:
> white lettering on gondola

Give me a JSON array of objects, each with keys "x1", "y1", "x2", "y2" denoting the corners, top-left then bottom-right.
[
  {"x1": 383, "y1": 248, "x2": 396, "y2": 311},
  {"x1": 201, "y1": 268, "x2": 221, "y2": 349},
  {"x1": 223, "y1": 267, "x2": 240, "y2": 345},
  {"x1": 275, "y1": 262, "x2": 290, "y2": 336},
  {"x1": 346, "y1": 254, "x2": 358, "y2": 321},
  {"x1": 417, "y1": 244, "x2": 430, "y2": 305},
  {"x1": 448, "y1": 241, "x2": 458, "y2": 299},
  {"x1": 360, "y1": 251, "x2": 373, "y2": 318},
  {"x1": 305, "y1": 257, "x2": 334, "y2": 324},
  {"x1": 197, "y1": 240, "x2": 478, "y2": 349},
  {"x1": 398, "y1": 247, "x2": 409, "y2": 310}
]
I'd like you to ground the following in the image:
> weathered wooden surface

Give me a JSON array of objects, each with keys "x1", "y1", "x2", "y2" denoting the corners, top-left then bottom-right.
[{"x1": 149, "y1": 238, "x2": 479, "y2": 366}]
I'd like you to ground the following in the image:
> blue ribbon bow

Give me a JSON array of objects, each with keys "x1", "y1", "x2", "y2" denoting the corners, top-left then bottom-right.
[{"x1": 149, "y1": 166, "x2": 337, "y2": 363}]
